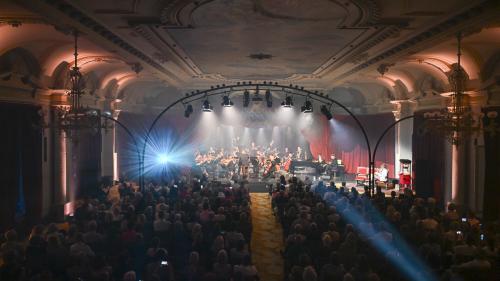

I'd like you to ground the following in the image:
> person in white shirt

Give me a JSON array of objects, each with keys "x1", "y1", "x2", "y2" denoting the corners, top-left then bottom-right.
[{"x1": 375, "y1": 163, "x2": 388, "y2": 182}]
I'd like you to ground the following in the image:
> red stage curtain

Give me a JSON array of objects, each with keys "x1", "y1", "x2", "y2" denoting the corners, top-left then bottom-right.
[{"x1": 302, "y1": 113, "x2": 395, "y2": 178}]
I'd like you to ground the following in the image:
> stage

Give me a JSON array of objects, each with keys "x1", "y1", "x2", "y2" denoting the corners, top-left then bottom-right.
[{"x1": 244, "y1": 178, "x2": 400, "y2": 197}]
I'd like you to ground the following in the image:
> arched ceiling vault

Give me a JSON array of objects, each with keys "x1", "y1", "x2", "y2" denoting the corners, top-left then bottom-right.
[{"x1": 0, "y1": 0, "x2": 499, "y2": 112}]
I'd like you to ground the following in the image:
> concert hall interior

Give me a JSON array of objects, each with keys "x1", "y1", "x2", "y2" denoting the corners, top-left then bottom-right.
[{"x1": 1, "y1": 1, "x2": 500, "y2": 281}]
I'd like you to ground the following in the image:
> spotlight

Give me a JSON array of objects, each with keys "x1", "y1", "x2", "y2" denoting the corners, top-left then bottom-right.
[
  {"x1": 202, "y1": 99, "x2": 213, "y2": 112},
  {"x1": 301, "y1": 100, "x2": 313, "y2": 113},
  {"x1": 243, "y1": 90, "x2": 250, "y2": 107},
  {"x1": 252, "y1": 88, "x2": 262, "y2": 102},
  {"x1": 157, "y1": 153, "x2": 169, "y2": 165},
  {"x1": 265, "y1": 89, "x2": 272, "y2": 108},
  {"x1": 320, "y1": 104, "x2": 333, "y2": 120},
  {"x1": 184, "y1": 104, "x2": 193, "y2": 118},
  {"x1": 281, "y1": 96, "x2": 293, "y2": 108},
  {"x1": 221, "y1": 95, "x2": 234, "y2": 107}
]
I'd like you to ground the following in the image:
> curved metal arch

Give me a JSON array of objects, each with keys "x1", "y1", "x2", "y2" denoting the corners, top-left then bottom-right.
[
  {"x1": 140, "y1": 83, "x2": 373, "y2": 190},
  {"x1": 100, "y1": 115, "x2": 142, "y2": 179}
]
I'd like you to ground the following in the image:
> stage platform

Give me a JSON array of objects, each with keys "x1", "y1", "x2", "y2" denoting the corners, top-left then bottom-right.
[{"x1": 244, "y1": 178, "x2": 400, "y2": 197}]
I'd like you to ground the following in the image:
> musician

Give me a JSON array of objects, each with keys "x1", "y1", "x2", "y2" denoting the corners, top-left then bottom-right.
[
  {"x1": 239, "y1": 151, "x2": 250, "y2": 177},
  {"x1": 296, "y1": 146, "x2": 302, "y2": 160},
  {"x1": 375, "y1": 163, "x2": 389, "y2": 183},
  {"x1": 330, "y1": 154, "x2": 337, "y2": 165},
  {"x1": 317, "y1": 154, "x2": 324, "y2": 163}
]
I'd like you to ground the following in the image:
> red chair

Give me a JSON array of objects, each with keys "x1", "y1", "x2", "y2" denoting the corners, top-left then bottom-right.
[{"x1": 355, "y1": 166, "x2": 369, "y2": 185}]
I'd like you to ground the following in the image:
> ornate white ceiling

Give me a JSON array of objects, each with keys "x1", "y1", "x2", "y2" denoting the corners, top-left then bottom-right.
[{"x1": 1, "y1": 0, "x2": 499, "y2": 112}]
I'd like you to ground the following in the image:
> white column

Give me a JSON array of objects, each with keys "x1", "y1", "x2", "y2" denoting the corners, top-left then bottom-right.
[
  {"x1": 113, "y1": 110, "x2": 121, "y2": 181},
  {"x1": 40, "y1": 106, "x2": 52, "y2": 217},
  {"x1": 467, "y1": 93, "x2": 486, "y2": 215},
  {"x1": 101, "y1": 120, "x2": 115, "y2": 180},
  {"x1": 391, "y1": 101, "x2": 415, "y2": 175}
]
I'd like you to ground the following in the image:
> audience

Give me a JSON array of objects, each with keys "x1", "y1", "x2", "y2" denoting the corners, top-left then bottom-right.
[
  {"x1": 273, "y1": 178, "x2": 499, "y2": 281},
  {"x1": 0, "y1": 174, "x2": 257, "y2": 281}
]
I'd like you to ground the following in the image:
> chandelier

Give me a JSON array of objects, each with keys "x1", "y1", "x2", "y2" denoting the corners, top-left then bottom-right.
[
  {"x1": 47, "y1": 30, "x2": 112, "y2": 141},
  {"x1": 423, "y1": 32, "x2": 499, "y2": 145}
]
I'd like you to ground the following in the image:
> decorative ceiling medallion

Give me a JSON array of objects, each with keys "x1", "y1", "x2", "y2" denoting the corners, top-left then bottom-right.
[{"x1": 248, "y1": 53, "x2": 274, "y2": 60}]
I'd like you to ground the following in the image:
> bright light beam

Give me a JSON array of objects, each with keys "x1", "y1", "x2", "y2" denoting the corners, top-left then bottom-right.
[{"x1": 315, "y1": 186, "x2": 438, "y2": 281}]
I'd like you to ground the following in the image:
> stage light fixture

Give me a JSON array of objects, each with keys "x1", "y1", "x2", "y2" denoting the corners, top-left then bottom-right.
[
  {"x1": 321, "y1": 104, "x2": 333, "y2": 120},
  {"x1": 157, "y1": 153, "x2": 169, "y2": 165},
  {"x1": 301, "y1": 100, "x2": 313, "y2": 113},
  {"x1": 252, "y1": 88, "x2": 263, "y2": 103},
  {"x1": 281, "y1": 95, "x2": 293, "y2": 108},
  {"x1": 243, "y1": 90, "x2": 250, "y2": 107},
  {"x1": 184, "y1": 104, "x2": 193, "y2": 118},
  {"x1": 265, "y1": 89, "x2": 272, "y2": 108},
  {"x1": 202, "y1": 99, "x2": 213, "y2": 112},
  {"x1": 221, "y1": 95, "x2": 234, "y2": 107}
]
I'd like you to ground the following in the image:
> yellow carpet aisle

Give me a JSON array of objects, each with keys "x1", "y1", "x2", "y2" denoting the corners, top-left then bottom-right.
[{"x1": 250, "y1": 193, "x2": 284, "y2": 281}]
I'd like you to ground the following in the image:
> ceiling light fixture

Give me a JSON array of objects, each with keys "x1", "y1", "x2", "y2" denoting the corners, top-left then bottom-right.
[
  {"x1": 321, "y1": 105, "x2": 333, "y2": 120},
  {"x1": 221, "y1": 95, "x2": 234, "y2": 107},
  {"x1": 243, "y1": 90, "x2": 250, "y2": 107},
  {"x1": 265, "y1": 89, "x2": 273, "y2": 108},
  {"x1": 184, "y1": 104, "x2": 193, "y2": 118},
  {"x1": 301, "y1": 99, "x2": 313, "y2": 113},
  {"x1": 281, "y1": 95, "x2": 293, "y2": 108},
  {"x1": 202, "y1": 99, "x2": 213, "y2": 112}
]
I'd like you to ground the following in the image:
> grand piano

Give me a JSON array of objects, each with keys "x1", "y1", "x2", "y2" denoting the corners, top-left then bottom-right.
[{"x1": 290, "y1": 160, "x2": 345, "y2": 181}]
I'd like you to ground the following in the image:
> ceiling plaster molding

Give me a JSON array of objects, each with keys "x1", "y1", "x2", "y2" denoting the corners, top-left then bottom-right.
[
  {"x1": 19, "y1": 0, "x2": 184, "y2": 87},
  {"x1": 149, "y1": 0, "x2": 386, "y2": 84},
  {"x1": 133, "y1": 25, "x2": 201, "y2": 76},
  {"x1": 335, "y1": 0, "x2": 498, "y2": 83},
  {"x1": 0, "y1": 15, "x2": 49, "y2": 27}
]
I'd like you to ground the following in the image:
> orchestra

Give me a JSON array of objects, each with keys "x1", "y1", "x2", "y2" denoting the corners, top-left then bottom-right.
[{"x1": 194, "y1": 140, "x2": 346, "y2": 181}]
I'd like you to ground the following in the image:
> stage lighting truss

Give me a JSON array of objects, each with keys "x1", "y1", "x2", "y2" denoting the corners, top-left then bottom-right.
[
  {"x1": 301, "y1": 98, "x2": 313, "y2": 113},
  {"x1": 202, "y1": 98, "x2": 213, "y2": 112},
  {"x1": 321, "y1": 104, "x2": 333, "y2": 120},
  {"x1": 221, "y1": 95, "x2": 234, "y2": 107},
  {"x1": 281, "y1": 95, "x2": 294, "y2": 108},
  {"x1": 265, "y1": 89, "x2": 273, "y2": 108}
]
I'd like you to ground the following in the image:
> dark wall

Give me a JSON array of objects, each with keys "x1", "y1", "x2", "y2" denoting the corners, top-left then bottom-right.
[
  {"x1": 412, "y1": 111, "x2": 446, "y2": 205},
  {"x1": 0, "y1": 102, "x2": 42, "y2": 233},
  {"x1": 483, "y1": 107, "x2": 500, "y2": 221}
]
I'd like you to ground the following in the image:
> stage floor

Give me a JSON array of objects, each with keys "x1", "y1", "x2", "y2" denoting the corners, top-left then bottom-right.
[{"x1": 245, "y1": 178, "x2": 399, "y2": 197}]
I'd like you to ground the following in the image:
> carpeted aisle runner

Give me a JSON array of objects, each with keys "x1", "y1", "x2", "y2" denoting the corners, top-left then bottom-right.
[{"x1": 250, "y1": 193, "x2": 284, "y2": 281}]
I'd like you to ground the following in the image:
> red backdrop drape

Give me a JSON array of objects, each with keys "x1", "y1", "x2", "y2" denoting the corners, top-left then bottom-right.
[{"x1": 301, "y1": 113, "x2": 395, "y2": 178}]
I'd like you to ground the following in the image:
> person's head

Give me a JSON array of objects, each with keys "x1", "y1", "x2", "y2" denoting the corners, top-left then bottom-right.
[
  {"x1": 216, "y1": 249, "x2": 228, "y2": 264},
  {"x1": 302, "y1": 266, "x2": 317, "y2": 281},
  {"x1": 123, "y1": 271, "x2": 136, "y2": 281},
  {"x1": 151, "y1": 237, "x2": 160, "y2": 248},
  {"x1": 189, "y1": 251, "x2": 199, "y2": 265},
  {"x1": 242, "y1": 254, "x2": 251, "y2": 266},
  {"x1": 87, "y1": 220, "x2": 97, "y2": 232},
  {"x1": 47, "y1": 235, "x2": 60, "y2": 248},
  {"x1": 4, "y1": 229, "x2": 17, "y2": 242}
]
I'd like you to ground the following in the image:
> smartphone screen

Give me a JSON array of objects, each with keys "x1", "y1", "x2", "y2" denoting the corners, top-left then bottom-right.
[{"x1": 161, "y1": 261, "x2": 168, "y2": 266}]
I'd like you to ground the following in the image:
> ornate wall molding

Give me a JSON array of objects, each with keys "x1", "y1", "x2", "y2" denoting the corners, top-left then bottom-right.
[
  {"x1": 335, "y1": 0, "x2": 497, "y2": 82},
  {"x1": 34, "y1": 0, "x2": 182, "y2": 84}
]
